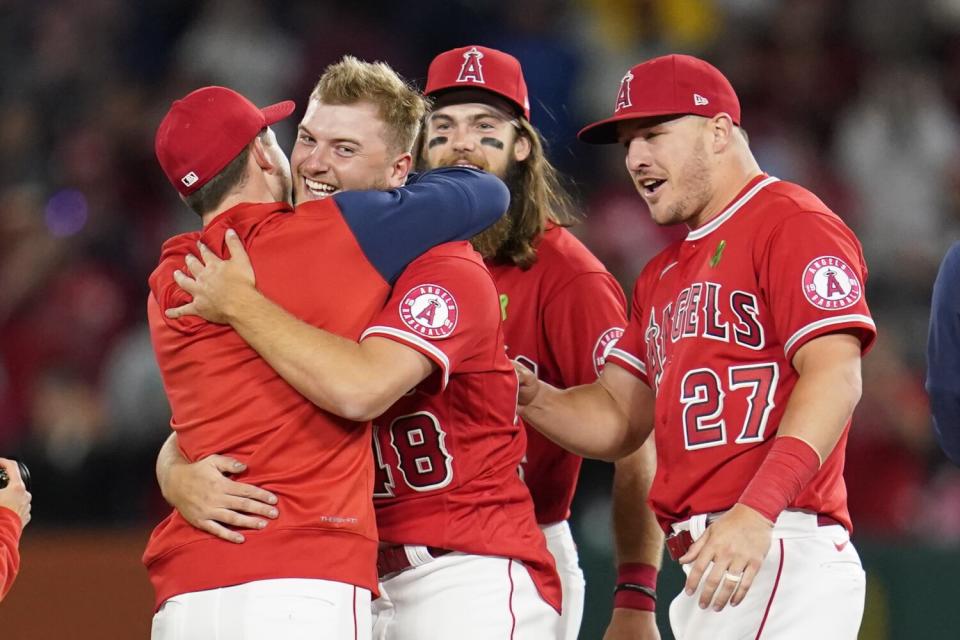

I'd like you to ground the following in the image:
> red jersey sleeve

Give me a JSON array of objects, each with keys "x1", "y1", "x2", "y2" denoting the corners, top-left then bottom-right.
[
  {"x1": 361, "y1": 250, "x2": 500, "y2": 390},
  {"x1": 148, "y1": 231, "x2": 204, "y2": 334},
  {"x1": 605, "y1": 275, "x2": 651, "y2": 386},
  {"x1": 543, "y1": 272, "x2": 627, "y2": 386},
  {"x1": 0, "y1": 507, "x2": 21, "y2": 601},
  {"x1": 760, "y1": 211, "x2": 877, "y2": 362}
]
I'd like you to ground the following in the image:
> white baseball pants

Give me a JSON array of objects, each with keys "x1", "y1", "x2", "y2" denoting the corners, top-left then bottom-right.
[
  {"x1": 668, "y1": 510, "x2": 865, "y2": 640},
  {"x1": 541, "y1": 520, "x2": 585, "y2": 640},
  {"x1": 372, "y1": 551, "x2": 558, "y2": 639},
  {"x1": 151, "y1": 578, "x2": 371, "y2": 640}
]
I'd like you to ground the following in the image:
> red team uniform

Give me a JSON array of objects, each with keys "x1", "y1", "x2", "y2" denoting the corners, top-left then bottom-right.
[
  {"x1": 361, "y1": 241, "x2": 561, "y2": 638},
  {"x1": 491, "y1": 225, "x2": 627, "y2": 527},
  {"x1": 489, "y1": 225, "x2": 627, "y2": 640},
  {"x1": 146, "y1": 202, "x2": 383, "y2": 606},
  {"x1": 607, "y1": 174, "x2": 876, "y2": 637},
  {"x1": 608, "y1": 175, "x2": 876, "y2": 529},
  {"x1": 144, "y1": 168, "x2": 506, "y2": 615}
]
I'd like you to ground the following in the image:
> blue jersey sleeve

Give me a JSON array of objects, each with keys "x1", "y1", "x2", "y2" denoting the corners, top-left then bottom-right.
[
  {"x1": 333, "y1": 167, "x2": 509, "y2": 284},
  {"x1": 927, "y1": 242, "x2": 960, "y2": 465}
]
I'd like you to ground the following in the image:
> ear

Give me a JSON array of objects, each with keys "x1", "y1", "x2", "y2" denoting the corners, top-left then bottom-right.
[
  {"x1": 386, "y1": 152, "x2": 414, "y2": 188},
  {"x1": 512, "y1": 131, "x2": 531, "y2": 162},
  {"x1": 250, "y1": 137, "x2": 275, "y2": 171},
  {"x1": 709, "y1": 114, "x2": 735, "y2": 153}
]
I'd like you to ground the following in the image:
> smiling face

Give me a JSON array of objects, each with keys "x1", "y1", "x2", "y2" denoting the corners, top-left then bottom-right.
[
  {"x1": 617, "y1": 115, "x2": 715, "y2": 228},
  {"x1": 290, "y1": 99, "x2": 410, "y2": 203},
  {"x1": 422, "y1": 102, "x2": 530, "y2": 178}
]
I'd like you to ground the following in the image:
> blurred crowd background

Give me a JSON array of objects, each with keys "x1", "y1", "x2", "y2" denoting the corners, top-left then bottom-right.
[{"x1": 0, "y1": 0, "x2": 958, "y2": 637}]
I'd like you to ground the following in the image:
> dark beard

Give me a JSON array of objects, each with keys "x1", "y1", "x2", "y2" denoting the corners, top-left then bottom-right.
[
  {"x1": 470, "y1": 211, "x2": 514, "y2": 259},
  {"x1": 470, "y1": 159, "x2": 522, "y2": 260}
]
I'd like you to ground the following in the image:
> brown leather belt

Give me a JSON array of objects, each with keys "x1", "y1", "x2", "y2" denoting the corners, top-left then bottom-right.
[
  {"x1": 665, "y1": 513, "x2": 844, "y2": 561},
  {"x1": 377, "y1": 545, "x2": 453, "y2": 578}
]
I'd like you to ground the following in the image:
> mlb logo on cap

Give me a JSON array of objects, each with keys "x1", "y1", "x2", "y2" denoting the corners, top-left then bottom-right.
[
  {"x1": 425, "y1": 45, "x2": 531, "y2": 120},
  {"x1": 579, "y1": 54, "x2": 741, "y2": 144}
]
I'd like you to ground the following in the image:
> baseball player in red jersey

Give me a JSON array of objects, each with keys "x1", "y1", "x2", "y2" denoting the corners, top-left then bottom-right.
[
  {"x1": 515, "y1": 54, "x2": 875, "y2": 640},
  {"x1": 361, "y1": 241, "x2": 561, "y2": 639},
  {"x1": 157, "y1": 58, "x2": 561, "y2": 639},
  {"x1": 0, "y1": 458, "x2": 30, "y2": 602},
  {"x1": 418, "y1": 46, "x2": 664, "y2": 640},
  {"x1": 146, "y1": 68, "x2": 508, "y2": 639}
]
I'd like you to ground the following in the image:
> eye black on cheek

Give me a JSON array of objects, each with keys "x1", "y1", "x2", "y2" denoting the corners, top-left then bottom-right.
[
  {"x1": 427, "y1": 136, "x2": 448, "y2": 149},
  {"x1": 480, "y1": 137, "x2": 505, "y2": 150}
]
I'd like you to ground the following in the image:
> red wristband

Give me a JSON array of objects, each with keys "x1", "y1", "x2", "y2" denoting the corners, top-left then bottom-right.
[
  {"x1": 613, "y1": 562, "x2": 657, "y2": 611},
  {"x1": 738, "y1": 436, "x2": 821, "y2": 523}
]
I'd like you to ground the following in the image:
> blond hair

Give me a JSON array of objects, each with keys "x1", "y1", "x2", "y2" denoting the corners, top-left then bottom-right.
[{"x1": 311, "y1": 56, "x2": 429, "y2": 153}]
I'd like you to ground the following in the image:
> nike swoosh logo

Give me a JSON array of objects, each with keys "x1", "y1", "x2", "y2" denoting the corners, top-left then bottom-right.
[{"x1": 834, "y1": 540, "x2": 849, "y2": 552}]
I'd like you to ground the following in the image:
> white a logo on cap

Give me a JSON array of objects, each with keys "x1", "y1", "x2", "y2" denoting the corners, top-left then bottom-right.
[
  {"x1": 693, "y1": 93, "x2": 709, "y2": 106},
  {"x1": 181, "y1": 171, "x2": 199, "y2": 187},
  {"x1": 457, "y1": 47, "x2": 486, "y2": 84},
  {"x1": 615, "y1": 71, "x2": 634, "y2": 111}
]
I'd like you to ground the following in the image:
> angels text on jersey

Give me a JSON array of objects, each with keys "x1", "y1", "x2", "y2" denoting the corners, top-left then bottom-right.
[{"x1": 644, "y1": 280, "x2": 763, "y2": 391}]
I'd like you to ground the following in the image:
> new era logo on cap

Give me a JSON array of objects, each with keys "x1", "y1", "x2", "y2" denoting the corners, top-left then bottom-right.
[
  {"x1": 578, "y1": 54, "x2": 741, "y2": 144},
  {"x1": 425, "y1": 45, "x2": 531, "y2": 120}
]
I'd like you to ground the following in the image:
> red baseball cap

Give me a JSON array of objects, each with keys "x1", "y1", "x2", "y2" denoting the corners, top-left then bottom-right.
[
  {"x1": 425, "y1": 45, "x2": 531, "y2": 120},
  {"x1": 578, "y1": 54, "x2": 740, "y2": 144},
  {"x1": 155, "y1": 86, "x2": 296, "y2": 196}
]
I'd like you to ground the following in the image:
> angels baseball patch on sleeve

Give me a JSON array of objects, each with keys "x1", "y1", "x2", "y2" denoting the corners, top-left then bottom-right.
[
  {"x1": 399, "y1": 284, "x2": 459, "y2": 339},
  {"x1": 593, "y1": 327, "x2": 625, "y2": 376},
  {"x1": 801, "y1": 256, "x2": 863, "y2": 310}
]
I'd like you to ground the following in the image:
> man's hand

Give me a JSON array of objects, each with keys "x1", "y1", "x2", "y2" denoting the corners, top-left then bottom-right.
[
  {"x1": 0, "y1": 458, "x2": 31, "y2": 527},
  {"x1": 160, "y1": 454, "x2": 279, "y2": 544},
  {"x1": 166, "y1": 229, "x2": 256, "y2": 323},
  {"x1": 513, "y1": 359, "x2": 540, "y2": 406},
  {"x1": 603, "y1": 609, "x2": 661, "y2": 640},
  {"x1": 678, "y1": 503, "x2": 773, "y2": 611}
]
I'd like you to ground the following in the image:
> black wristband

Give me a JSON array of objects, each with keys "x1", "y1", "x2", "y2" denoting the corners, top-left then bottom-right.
[{"x1": 614, "y1": 582, "x2": 657, "y2": 601}]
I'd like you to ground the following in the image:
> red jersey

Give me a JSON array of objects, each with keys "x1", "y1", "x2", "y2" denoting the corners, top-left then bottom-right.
[
  {"x1": 487, "y1": 226, "x2": 627, "y2": 524},
  {"x1": 143, "y1": 168, "x2": 510, "y2": 609},
  {"x1": 0, "y1": 507, "x2": 20, "y2": 601},
  {"x1": 362, "y1": 242, "x2": 562, "y2": 612},
  {"x1": 607, "y1": 175, "x2": 876, "y2": 533}
]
